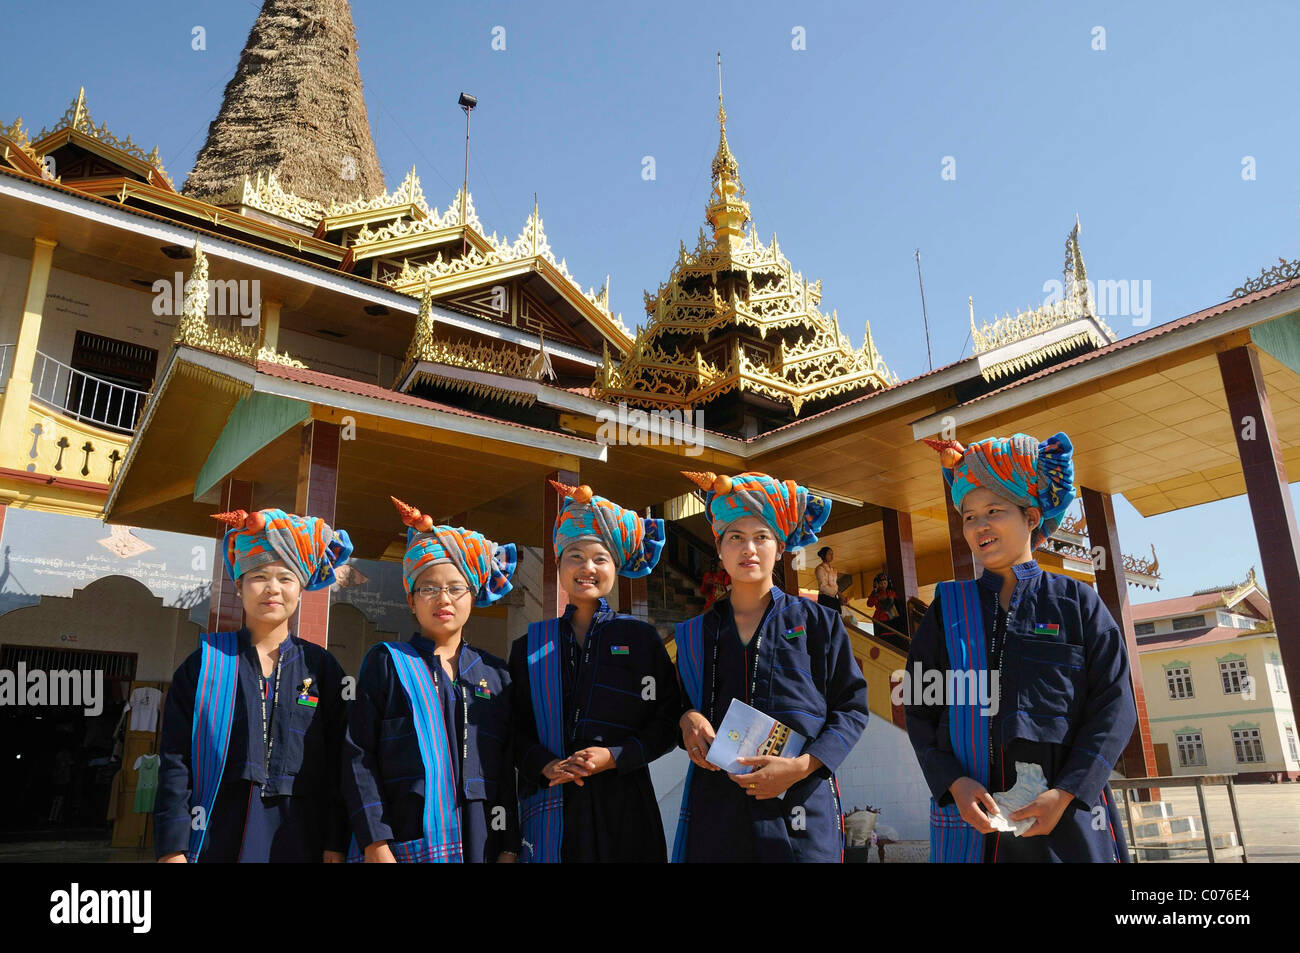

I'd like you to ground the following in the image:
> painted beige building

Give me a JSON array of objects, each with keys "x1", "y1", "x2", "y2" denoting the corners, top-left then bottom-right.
[{"x1": 1136, "y1": 570, "x2": 1299, "y2": 781}]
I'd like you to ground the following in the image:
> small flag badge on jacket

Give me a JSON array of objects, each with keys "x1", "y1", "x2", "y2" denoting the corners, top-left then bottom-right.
[
  {"x1": 784, "y1": 625, "x2": 806, "y2": 640},
  {"x1": 1032, "y1": 622, "x2": 1061, "y2": 637},
  {"x1": 475, "y1": 678, "x2": 491, "y2": 698},
  {"x1": 611, "y1": 645, "x2": 630, "y2": 655},
  {"x1": 296, "y1": 677, "x2": 318, "y2": 707}
]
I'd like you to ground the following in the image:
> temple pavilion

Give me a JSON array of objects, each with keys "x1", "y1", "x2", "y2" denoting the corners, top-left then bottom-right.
[{"x1": 2, "y1": 1, "x2": 1299, "y2": 843}]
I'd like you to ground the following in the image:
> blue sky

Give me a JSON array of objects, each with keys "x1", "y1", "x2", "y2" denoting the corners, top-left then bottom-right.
[{"x1": 3, "y1": 1, "x2": 1298, "y2": 604}]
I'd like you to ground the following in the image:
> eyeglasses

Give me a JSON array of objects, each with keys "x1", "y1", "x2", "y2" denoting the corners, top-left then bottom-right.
[{"x1": 413, "y1": 584, "x2": 472, "y2": 600}]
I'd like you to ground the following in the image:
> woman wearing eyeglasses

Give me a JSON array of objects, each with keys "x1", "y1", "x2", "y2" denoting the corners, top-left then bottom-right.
[{"x1": 340, "y1": 498, "x2": 521, "y2": 863}]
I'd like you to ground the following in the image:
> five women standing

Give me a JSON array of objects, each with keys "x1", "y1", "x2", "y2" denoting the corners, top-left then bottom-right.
[{"x1": 156, "y1": 450, "x2": 1135, "y2": 863}]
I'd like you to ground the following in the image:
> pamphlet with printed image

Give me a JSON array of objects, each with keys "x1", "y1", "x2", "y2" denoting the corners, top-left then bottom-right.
[{"x1": 706, "y1": 698, "x2": 806, "y2": 774}]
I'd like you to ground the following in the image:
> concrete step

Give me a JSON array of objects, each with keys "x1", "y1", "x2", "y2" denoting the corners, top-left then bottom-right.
[
  {"x1": 1127, "y1": 800, "x2": 1175, "y2": 820},
  {"x1": 1133, "y1": 815, "x2": 1200, "y2": 839},
  {"x1": 1136, "y1": 831, "x2": 1239, "y2": 861}
]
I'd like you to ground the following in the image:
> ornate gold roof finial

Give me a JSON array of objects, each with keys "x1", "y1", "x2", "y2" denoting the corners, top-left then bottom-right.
[
  {"x1": 1064, "y1": 214, "x2": 1092, "y2": 317},
  {"x1": 707, "y1": 52, "x2": 750, "y2": 246},
  {"x1": 72, "y1": 87, "x2": 88, "y2": 130}
]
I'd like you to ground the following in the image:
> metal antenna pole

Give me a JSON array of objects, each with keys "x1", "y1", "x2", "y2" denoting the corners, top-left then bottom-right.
[{"x1": 915, "y1": 248, "x2": 933, "y2": 371}]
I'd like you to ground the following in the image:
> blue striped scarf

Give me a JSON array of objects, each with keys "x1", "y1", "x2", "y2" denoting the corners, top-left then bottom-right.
[
  {"x1": 521, "y1": 618, "x2": 565, "y2": 863},
  {"x1": 348, "y1": 642, "x2": 463, "y2": 862},
  {"x1": 188, "y1": 632, "x2": 239, "y2": 862},
  {"x1": 671, "y1": 614, "x2": 705, "y2": 863},
  {"x1": 930, "y1": 580, "x2": 990, "y2": 863}
]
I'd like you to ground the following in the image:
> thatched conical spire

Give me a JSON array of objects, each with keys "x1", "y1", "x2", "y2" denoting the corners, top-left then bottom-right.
[{"x1": 183, "y1": 0, "x2": 384, "y2": 207}]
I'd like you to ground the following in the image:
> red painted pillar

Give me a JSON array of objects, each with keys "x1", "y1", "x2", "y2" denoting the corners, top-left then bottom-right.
[
  {"x1": 294, "y1": 420, "x2": 340, "y2": 647},
  {"x1": 1219, "y1": 345, "x2": 1300, "y2": 709},
  {"x1": 882, "y1": 508, "x2": 918, "y2": 634},
  {"x1": 779, "y1": 551, "x2": 801, "y2": 598},
  {"x1": 617, "y1": 575, "x2": 649, "y2": 620},
  {"x1": 208, "y1": 478, "x2": 253, "y2": 633},
  {"x1": 1081, "y1": 485, "x2": 1158, "y2": 792},
  {"x1": 944, "y1": 478, "x2": 976, "y2": 581},
  {"x1": 544, "y1": 470, "x2": 579, "y2": 619}
]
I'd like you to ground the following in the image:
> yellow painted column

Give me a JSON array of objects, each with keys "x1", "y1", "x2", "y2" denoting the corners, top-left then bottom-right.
[
  {"x1": 260, "y1": 297, "x2": 281, "y2": 353},
  {"x1": 0, "y1": 238, "x2": 57, "y2": 464}
]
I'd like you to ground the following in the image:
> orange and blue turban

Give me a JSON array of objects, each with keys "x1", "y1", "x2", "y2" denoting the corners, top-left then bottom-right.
[
  {"x1": 549, "y1": 481, "x2": 664, "y2": 579},
  {"x1": 392, "y1": 498, "x2": 517, "y2": 607},
  {"x1": 213, "y1": 508, "x2": 353, "y2": 591},
  {"x1": 682, "y1": 470, "x2": 831, "y2": 552},
  {"x1": 923, "y1": 432, "x2": 1075, "y2": 547}
]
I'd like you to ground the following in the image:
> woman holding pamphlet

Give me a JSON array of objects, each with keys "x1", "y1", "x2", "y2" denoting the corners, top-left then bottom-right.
[
  {"x1": 906, "y1": 432, "x2": 1135, "y2": 862},
  {"x1": 673, "y1": 471, "x2": 870, "y2": 862}
]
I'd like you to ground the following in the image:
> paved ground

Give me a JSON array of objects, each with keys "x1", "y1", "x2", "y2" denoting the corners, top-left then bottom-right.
[
  {"x1": 1, "y1": 784, "x2": 1295, "y2": 862},
  {"x1": 1123, "y1": 782, "x2": 1300, "y2": 863}
]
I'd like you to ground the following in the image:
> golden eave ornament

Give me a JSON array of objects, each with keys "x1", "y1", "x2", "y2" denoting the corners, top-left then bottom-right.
[
  {"x1": 969, "y1": 218, "x2": 1118, "y2": 381},
  {"x1": 34, "y1": 87, "x2": 175, "y2": 189}
]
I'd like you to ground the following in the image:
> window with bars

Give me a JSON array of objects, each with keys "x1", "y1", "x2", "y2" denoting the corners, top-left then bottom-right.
[
  {"x1": 1231, "y1": 728, "x2": 1264, "y2": 764},
  {"x1": 1175, "y1": 732, "x2": 1206, "y2": 767},
  {"x1": 1134, "y1": 622, "x2": 1155, "y2": 636},
  {"x1": 1165, "y1": 667, "x2": 1194, "y2": 700},
  {"x1": 0, "y1": 644, "x2": 137, "y2": 683},
  {"x1": 1220, "y1": 658, "x2": 1249, "y2": 695},
  {"x1": 1172, "y1": 615, "x2": 1206, "y2": 631},
  {"x1": 1287, "y1": 726, "x2": 1299, "y2": 764}
]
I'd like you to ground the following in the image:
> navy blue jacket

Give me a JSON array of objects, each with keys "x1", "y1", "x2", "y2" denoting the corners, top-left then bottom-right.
[
  {"x1": 906, "y1": 562, "x2": 1136, "y2": 862},
  {"x1": 510, "y1": 601, "x2": 681, "y2": 785},
  {"x1": 341, "y1": 636, "x2": 520, "y2": 856},
  {"x1": 154, "y1": 630, "x2": 349, "y2": 860},
  {"x1": 676, "y1": 590, "x2": 870, "y2": 862},
  {"x1": 509, "y1": 600, "x2": 681, "y2": 862}
]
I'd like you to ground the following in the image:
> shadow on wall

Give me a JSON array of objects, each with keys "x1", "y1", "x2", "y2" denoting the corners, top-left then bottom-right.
[{"x1": 0, "y1": 574, "x2": 200, "y2": 682}]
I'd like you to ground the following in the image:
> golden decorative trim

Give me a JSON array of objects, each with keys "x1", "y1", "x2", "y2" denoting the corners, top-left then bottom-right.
[
  {"x1": 1122, "y1": 543, "x2": 1161, "y2": 578},
  {"x1": 1232, "y1": 257, "x2": 1300, "y2": 298},
  {"x1": 409, "y1": 369, "x2": 538, "y2": 408},
  {"x1": 37, "y1": 88, "x2": 174, "y2": 188},
  {"x1": 0, "y1": 117, "x2": 41, "y2": 164},
  {"x1": 379, "y1": 200, "x2": 632, "y2": 337},
  {"x1": 212, "y1": 168, "x2": 325, "y2": 227},
  {"x1": 978, "y1": 330, "x2": 1101, "y2": 381},
  {"x1": 970, "y1": 219, "x2": 1117, "y2": 380},
  {"x1": 328, "y1": 166, "x2": 430, "y2": 217},
  {"x1": 1058, "y1": 511, "x2": 1087, "y2": 536},
  {"x1": 397, "y1": 281, "x2": 555, "y2": 391},
  {"x1": 172, "y1": 241, "x2": 306, "y2": 368}
]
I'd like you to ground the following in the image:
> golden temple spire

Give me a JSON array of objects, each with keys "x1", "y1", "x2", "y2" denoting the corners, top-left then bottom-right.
[{"x1": 707, "y1": 52, "x2": 750, "y2": 246}]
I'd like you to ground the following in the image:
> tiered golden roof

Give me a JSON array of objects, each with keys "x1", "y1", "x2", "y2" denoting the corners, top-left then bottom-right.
[
  {"x1": 970, "y1": 220, "x2": 1117, "y2": 380},
  {"x1": 594, "y1": 94, "x2": 897, "y2": 416}
]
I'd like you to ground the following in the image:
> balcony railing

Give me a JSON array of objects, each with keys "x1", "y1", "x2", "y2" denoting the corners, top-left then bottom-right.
[{"x1": 0, "y1": 346, "x2": 150, "y2": 434}]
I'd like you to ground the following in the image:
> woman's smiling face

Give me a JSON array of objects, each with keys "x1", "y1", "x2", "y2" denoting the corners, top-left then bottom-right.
[
  {"x1": 559, "y1": 539, "x2": 616, "y2": 602},
  {"x1": 960, "y1": 487, "x2": 1040, "y2": 569},
  {"x1": 237, "y1": 560, "x2": 301, "y2": 627}
]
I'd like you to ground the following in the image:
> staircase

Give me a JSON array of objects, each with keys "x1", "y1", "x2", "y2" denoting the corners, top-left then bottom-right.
[{"x1": 646, "y1": 558, "x2": 707, "y2": 640}]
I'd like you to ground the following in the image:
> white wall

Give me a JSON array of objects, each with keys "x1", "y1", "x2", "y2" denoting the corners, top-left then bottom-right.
[{"x1": 652, "y1": 716, "x2": 932, "y2": 849}]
